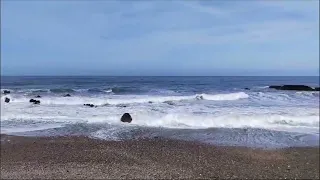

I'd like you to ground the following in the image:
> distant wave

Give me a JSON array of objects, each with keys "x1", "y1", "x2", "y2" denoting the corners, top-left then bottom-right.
[
  {"x1": 50, "y1": 88, "x2": 75, "y2": 93},
  {"x1": 31, "y1": 89, "x2": 49, "y2": 93},
  {"x1": 87, "y1": 88, "x2": 105, "y2": 93},
  {"x1": 109, "y1": 87, "x2": 142, "y2": 94},
  {"x1": 2, "y1": 87, "x2": 145, "y2": 95}
]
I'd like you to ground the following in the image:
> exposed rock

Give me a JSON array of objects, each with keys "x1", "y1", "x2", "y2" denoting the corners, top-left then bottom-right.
[
  {"x1": 4, "y1": 97, "x2": 10, "y2": 103},
  {"x1": 269, "y1": 85, "x2": 316, "y2": 91},
  {"x1": 29, "y1": 99, "x2": 40, "y2": 104},
  {"x1": 64, "y1": 94, "x2": 71, "y2": 97},
  {"x1": 121, "y1": 113, "x2": 132, "y2": 123},
  {"x1": 3, "y1": 90, "x2": 10, "y2": 94},
  {"x1": 84, "y1": 104, "x2": 95, "y2": 108},
  {"x1": 35, "y1": 95, "x2": 41, "y2": 98},
  {"x1": 244, "y1": 88, "x2": 250, "y2": 90},
  {"x1": 315, "y1": 87, "x2": 320, "y2": 91},
  {"x1": 269, "y1": 85, "x2": 282, "y2": 89},
  {"x1": 34, "y1": 100, "x2": 40, "y2": 104}
]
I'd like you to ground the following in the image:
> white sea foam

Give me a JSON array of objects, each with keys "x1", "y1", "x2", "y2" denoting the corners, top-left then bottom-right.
[
  {"x1": 125, "y1": 111, "x2": 319, "y2": 132},
  {"x1": 1, "y1": 90, "x2": 319, "y2": 137},
  {"x1": 196, "y1": 92, "x2": 249, "y2": 101},
  {"x1": 1, "y1": 96, "x2": 319, "y2": 134},
  {"x1": 105, "y1": 89, "x2": 113, "y2": 93}
]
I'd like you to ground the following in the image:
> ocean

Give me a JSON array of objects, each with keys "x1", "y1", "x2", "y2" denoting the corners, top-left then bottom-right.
[{"x1": 1, "y1": 76, "x2": 319, "y2": 148}]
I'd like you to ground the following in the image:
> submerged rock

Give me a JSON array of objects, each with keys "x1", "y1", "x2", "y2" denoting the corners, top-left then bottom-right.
[
  {"x1": 4, "y1": 97, "x2": 10, "y2": 103},
  {"x1": 244, "y1": 88, "x2": 250, "y2": 90},
  {"x1": 116, "y1": 104, "x2": 127, "y2": 108},
  {"x1": 269, "y1": 85, "x2": 316, "y2": 91},
  {"x1": 121, "y1": 113, "x2": 132, "y2": 123},
  {"x1": 3, "y1": 90, "x2": 10, "y2": 94},
  {"x1": 164, "y1": 100, "x2": 175, "y2": 105},
  {"x1": 101, "y1": 103, "x2": 110, "y2": 107},
  {"x1": 63, "y1": 94, "x2": 71, "y2": 97}
]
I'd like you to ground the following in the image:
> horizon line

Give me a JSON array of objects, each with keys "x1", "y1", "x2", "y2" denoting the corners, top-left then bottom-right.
[{"x1": 1, "y1": 75, "x2": 319, "y2": 77}]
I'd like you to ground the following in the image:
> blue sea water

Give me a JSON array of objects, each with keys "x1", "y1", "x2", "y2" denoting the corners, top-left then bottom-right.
[{"x1": 1, "y1": 76, "x2": 319, "y2": 148}]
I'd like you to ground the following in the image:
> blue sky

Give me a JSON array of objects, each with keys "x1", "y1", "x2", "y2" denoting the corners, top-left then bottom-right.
[{"x1": 1, "y1": 0, "x2": 319, "y2": 76}]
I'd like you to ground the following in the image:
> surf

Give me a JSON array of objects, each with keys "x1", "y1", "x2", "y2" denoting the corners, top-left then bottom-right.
[{"x1": 1, "y1": 92, "x2": 250, "y2": 106}]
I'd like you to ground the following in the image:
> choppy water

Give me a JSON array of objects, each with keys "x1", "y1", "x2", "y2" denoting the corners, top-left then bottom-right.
[{"x1": 1, "y1": 76, "x2": 319, "y2": 148}]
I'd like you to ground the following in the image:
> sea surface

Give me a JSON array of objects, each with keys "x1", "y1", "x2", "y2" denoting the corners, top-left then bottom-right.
[{"x1": 1, "y1": 76, "x2": 319, "y2": 148}]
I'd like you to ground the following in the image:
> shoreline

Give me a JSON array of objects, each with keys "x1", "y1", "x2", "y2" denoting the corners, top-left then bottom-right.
[{"x1": 1, "y1": 134, "x2": 319, "y2": 179}]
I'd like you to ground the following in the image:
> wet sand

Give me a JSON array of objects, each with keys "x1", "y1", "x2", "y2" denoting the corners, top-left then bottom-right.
[{"x1": 1, "y1": 134, "x2": 319, "y2": 179}]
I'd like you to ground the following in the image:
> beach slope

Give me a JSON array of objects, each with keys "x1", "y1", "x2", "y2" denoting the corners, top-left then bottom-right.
[{"x1": 1, "y1": 135, "x2": 319, "y2": 179}]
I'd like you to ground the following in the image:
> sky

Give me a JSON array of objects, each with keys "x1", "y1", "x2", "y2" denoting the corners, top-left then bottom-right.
[{"x1": 1, "y1": 0, "x2": 319, "y2": 76}]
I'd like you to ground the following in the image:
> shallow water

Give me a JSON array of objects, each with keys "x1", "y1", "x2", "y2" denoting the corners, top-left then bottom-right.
[{"x1": 1, "y1": 76, "x2": 319, "y2": 148}]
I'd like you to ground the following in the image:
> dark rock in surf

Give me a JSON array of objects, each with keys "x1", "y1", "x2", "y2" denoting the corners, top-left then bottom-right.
[
  {"x1": 35, "y1": 95, "x2": 41, "y2": 98},
  {"x1": 269, "y1": 85, "x2": 315, "y2": 91},
  {"x1": 84, "y1": 104, "x2": 95, "y2": 108},
  {"x1": 3, "y1": 90, "x2": 10, "y2": 95},
  {"x1": 244, "y1": 88, "x2": 250, "y2": 90},
  {"x1": 4, "y1": 97, "x2": 10, "y2": 103},
  {"x1": 269, "y1": 85, "x2": 282, "y2": 90},
  {"x1": 282, "y1": 85, "x2": 314, "y2": 91},
  {"x1": 196, "y1": 95, "x2": 204, "y2": 100},
  {"x1": 64, "y1": 94, "x2": 71, "y2": 97},
  {"x1": 34, "y1": 100, "x2": 40, "y2": 104},
  {"x1": 121, "y1": 113, "x2": 132, "y2": 123},
  {"x1": 29, "y1": 99, "x2": 40, "y2": 104},
  {"x1": 314, "y1": 87, "x2": 320, "y2": 91}
]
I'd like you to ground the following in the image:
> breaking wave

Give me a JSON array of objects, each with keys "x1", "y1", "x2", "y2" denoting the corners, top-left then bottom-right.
[{"x1": 1, "y1": 92, "x2": 249, "y2": 105}]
